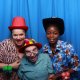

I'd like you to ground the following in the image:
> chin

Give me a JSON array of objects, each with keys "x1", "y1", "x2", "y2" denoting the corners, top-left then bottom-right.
[
  {"x1": 29, "y1": 60, "x2": 36, "y2": 64},
  {"x1": 16, "y1": 42, "x2": 24, "y2": 46},
  {"x1": 31, "y1": 61, "x2": 36, "y2": 63},
  {"x1": 16, "y1": 44, "x2": 23, "y2": 47},
  {"x1": 49, "y1": 42, "x2": 55, "y2": 44},
  {"x1": 30, "y1": 58, "x2": 37, "y2": 63},
  {"x1": 31, "y1": 59, "x2": 37, "y2": 63}
]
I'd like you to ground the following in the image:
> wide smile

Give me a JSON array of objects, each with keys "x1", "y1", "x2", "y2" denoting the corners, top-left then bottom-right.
[
  {"x1": 49, "y1": 39, "x2": 56, "y2": 42},
  {"x1": 15, "y1": 40, "x2": 24, "y2": 45},
  {"x1": 30, "y1": 56, "x2": 37, "y2": 62}
]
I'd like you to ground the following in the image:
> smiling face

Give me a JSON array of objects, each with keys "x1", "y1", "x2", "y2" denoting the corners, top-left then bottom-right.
[
  {"x1": 12, "y1": 29, "x2": 26, "y2": 47},
  {"x1": 25, "y1": 46, "x2": 38, "y2": 63},
  {"x1": 46, "y1": 26, "x2": 60, "y2": 45}
]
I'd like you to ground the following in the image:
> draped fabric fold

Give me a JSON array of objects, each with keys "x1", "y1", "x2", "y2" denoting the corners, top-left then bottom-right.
[{"x1": 0, "y1": 0, "x2": 80, "y2": 56}]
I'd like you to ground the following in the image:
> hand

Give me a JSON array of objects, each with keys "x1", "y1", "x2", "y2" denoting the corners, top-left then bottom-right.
[
  {"x1": 68, "y1": 68, "x2": 75, "y2": 73},
  {"x1": 48, "y1": 74, "x2": 56, "y2": 80},
  {"x1": 61, "y1": 71, "x2": 70, "y2": 80},
  {"x1": 10, "y1": 59, "x2": 20, "y2": 69}
]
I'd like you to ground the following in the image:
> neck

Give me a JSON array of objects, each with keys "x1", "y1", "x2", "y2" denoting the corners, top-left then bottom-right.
[{"x1": 49, "y1": 43, "x2": 57, "y2": 52}]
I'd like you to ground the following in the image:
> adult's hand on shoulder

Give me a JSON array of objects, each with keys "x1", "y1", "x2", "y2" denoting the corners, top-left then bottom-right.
[{"x1": 9, "y1": 59, "x2": 20, "y2": 69}]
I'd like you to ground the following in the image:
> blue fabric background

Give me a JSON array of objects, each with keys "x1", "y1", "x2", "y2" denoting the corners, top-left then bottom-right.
[{"x1": 0, "y1": 0, "x2": 80, "y2": 57}]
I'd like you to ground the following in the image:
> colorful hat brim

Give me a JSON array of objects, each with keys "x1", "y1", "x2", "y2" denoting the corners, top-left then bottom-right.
[{"x1": 19, "y1": 43, "x2": 42, "y2": 53}]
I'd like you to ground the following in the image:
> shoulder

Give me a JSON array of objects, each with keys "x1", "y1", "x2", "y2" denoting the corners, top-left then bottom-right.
[
  {"x1": 20, "y1": 57, "x2": 28, "y2": 65},
  {"x1": 39, "y1": 53, "x2": 50, "y2": 60},
  {"x1": 58, "y1": 40, "x2": 73, "y2": 48},
  {"x1": 0, "y1": 39, "x2": 10, "y2": 47},
  {"x1": 42, "y1": 43, "x2": 50, "y2": 52},
  {"x1": 43, "y1": 43, "x2": 49, "y2": 48},
  {"x1": 20, "y1": 55, "x2": 29, "y2": 65},
  {"x1": 58, "y1": 40, "x2": 77, "y2": 55},
  {"x1": 0, "y1": 38, "x2": 16, "y2": 51},
  {"x1": 0, "y1": 38, "x2": 12, "y2": 45}
]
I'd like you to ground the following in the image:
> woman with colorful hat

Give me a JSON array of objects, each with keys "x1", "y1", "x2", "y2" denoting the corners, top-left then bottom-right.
[
  {"x1": 42, "y1": 17, "x2": 80, "y2": 80},
  {"x1": 18, "y1": 39, "x2": 55, "y2": 80},
  {"x1": 0, "y1": 16, "x2": 28, "y2": 80}
]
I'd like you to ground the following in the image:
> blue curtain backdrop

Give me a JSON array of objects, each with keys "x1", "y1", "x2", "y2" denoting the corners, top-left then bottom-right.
[{"x1": 0, "y1": 0, "x2": 80, "y2": 56}]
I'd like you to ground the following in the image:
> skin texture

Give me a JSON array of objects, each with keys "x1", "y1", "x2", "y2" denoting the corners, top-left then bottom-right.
[
  {"x1": 46, "y1": 26, "x2": 60, "y2": 50},
  {"x1": 25, "y1": 46, "x2": 38, "y2": 63},
  {"x1": 12, "y1": 29, "x2": 26, "y2": 47}
]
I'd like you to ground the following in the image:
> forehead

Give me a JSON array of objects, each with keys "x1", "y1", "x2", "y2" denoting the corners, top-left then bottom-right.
[
  {"x1": 12, "y1": 29, "x2": 25, "y2": 34},
  {"x1": 46, "y1": 26, "x2": 59, "y2": 32},
  {"x1": 25, "y1": 46, "x2": 37, "y2": 51}
]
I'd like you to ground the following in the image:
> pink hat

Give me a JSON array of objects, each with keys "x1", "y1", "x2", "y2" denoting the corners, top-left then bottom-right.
[
  {"x1": 19, "y1": 39, "x2": 42, "y2": 53},
  {"x1": 9, "y1": 16, "x2": 28, "y2": 31}
]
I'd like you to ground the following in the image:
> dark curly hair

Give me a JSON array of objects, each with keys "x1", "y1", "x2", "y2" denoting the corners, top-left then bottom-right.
[{"x1": 42, "y1": 17, "x2": 64, "y2": 35}]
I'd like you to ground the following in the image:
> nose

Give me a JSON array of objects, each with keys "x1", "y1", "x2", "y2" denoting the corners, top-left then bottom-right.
[
  {"x1": 17, "y1": 36, "x2": 20, "y2": 39},
  {"x1": 30, "y1": 53, "x2": 35, "y2": 57},
  {"x1": 50, "y1": 33, "x2": 54, "y2": 38}
]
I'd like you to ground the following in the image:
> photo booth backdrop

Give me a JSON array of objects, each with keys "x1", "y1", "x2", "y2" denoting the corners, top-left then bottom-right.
[{"x1": 0, "y1": 0, "x2": 80, "y2": 57}]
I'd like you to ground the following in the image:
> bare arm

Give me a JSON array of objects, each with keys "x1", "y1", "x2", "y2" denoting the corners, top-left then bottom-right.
[
  {"x1": 0, "y1": 59, "x2": 20, "y2": 69},
  {"x1": 9, "y1": 59, "x2": 20, "y2": 69},
  {"x1": 0, "y1": 63, "x2": 8, "y2": 68}
]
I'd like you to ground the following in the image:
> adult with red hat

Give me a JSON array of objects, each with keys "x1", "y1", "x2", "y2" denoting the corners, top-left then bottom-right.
[
  {"x1": 18, "y1": 39, "x2": 55, "y2": 80},
  {"x1": 0, "y1": 16, "x2": 28, "y2": 80}
]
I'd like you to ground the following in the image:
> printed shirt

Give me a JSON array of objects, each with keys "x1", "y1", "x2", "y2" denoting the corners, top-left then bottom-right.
[{"x1": 42, "y1": 40, "x2": 80, "y2": 73}]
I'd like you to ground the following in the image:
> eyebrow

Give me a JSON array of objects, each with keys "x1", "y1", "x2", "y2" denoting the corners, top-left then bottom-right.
[{"x1": 25, "y1": 47, "x2": 37, "y2": 52}]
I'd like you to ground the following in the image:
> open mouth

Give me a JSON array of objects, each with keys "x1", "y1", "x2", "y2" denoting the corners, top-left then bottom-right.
[
  {"x1": 49, "y1": 39, "x2": 56, "y2": 42},
  {"x1": 30, "y1": 56, "x2": 37, "y2": 62}
]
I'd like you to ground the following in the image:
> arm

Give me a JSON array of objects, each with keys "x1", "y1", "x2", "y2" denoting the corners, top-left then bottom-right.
[
  {"x1": 66, "y1": 44, "x2": 80, "y2": 72},
  {"x1": 59, "y1": 43, "x2": 80, "y2": 79},
  {"x1": 9, "y1": 59, "x2": 20, "y2": 69},
  {"x1": 0, "y1": 42, "x2": 7, "y2": 68},
  {"x1": 46, "y1": 54, "x2": 56, "y2": 80},
  {"x1": 0, "y1": 41, "x2": 20, "y2": 69},
  {"x1": 0, "y1": 63, "x2": 8, "y2": 68}
]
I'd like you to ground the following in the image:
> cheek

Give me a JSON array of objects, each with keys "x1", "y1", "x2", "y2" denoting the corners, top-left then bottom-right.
[
  {"x1": 12, "y1": 36, "x2": 17, "y2": 40},
  {"x1": 20, "y1": 36, "x2": 25, "y2": 39},
  {"x1": 55, "y1": 35, "x2": 59, "y2": 39},
  {"x1": 47, "y1": 34, "x2": 59, "y2": 39},
  {"x1": 21, "y1": 34, "x2": 26, "y2": 39},
  {"x1": 46, "y1": 35, "x2": 51, "y2": 39}
]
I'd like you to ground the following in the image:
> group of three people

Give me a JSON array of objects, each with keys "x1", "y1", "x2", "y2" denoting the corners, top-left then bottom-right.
[{"x1": 0, "y1": 16, "x2": 80, "y2": 80}]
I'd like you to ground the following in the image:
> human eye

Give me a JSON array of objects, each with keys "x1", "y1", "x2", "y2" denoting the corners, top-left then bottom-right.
[
  {"x1": 47, "y1": 32, "x2": 51, "y2": 35},
  {"x1": 54, "y1": 32, "x2": 59, "y2": 35},
  {"x1": 20, "y1": 33, "x2": 24, "y2": 36},
  {"x1": 54, "y1": 32, "x2": 58, "y2": 35},
  {"x1": 33, "y1": 48, "x2": 37, "y2": 52},
  {"x1": 13, "y1": 34, "x2": 17, "y2": 36},
  {"x1": 25, "y1": 51, "x2": 31, "y2": 54}
]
